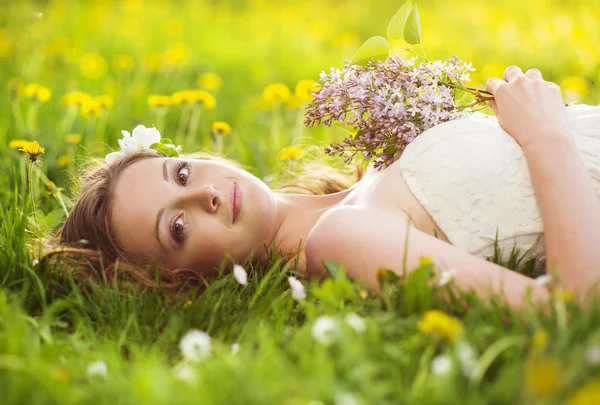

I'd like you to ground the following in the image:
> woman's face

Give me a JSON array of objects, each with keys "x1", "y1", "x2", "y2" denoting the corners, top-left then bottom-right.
[{"x1": 110, "y1": 157, "x2": 277, "y2": 274}]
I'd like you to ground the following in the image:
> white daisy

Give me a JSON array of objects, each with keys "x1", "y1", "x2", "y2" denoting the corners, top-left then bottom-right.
[
  {"x1": 437, "y1": 268, "x2": 457, "y2": 287},
  {"x1": 312, "y1": 316, "x2": 338, "y2": 346},
  {"x1": 535, "y1": 274, "x2": 553, "y2": 286},
  {"x1": 431, "y1": 354, "x2": 452, "y2": 376},
  {"x1": 231, "y1": 343, "x2": 240, "y2": 355},
  {"x1": 288, "y1": 276, "x2": 306, "y2": 300},
  {"x1": 344, "y1": 313, "x2": 366, "y2": 333},
  {"x1": 233, "y1": 264, "x2": 248, "y2": 286},
  {"x1": 86, "y1": 360, "x2": 108, "y2": 379},
  {"x1": 586, "y1": 345, "x2": 600, "y2": 365},
  {"x1": 335, "y1": 393, "x2": 360, "y2": 405},
  {"x1": 180, "y1": 329, "x2": 212, "y2": 362},
  {"x1": 173, "y1": 363, "x2": 197, "y2": 383}
]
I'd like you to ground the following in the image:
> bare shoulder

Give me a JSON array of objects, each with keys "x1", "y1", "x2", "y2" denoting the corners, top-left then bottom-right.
[
  {"x1": 305, "y1": 202, "x2": 547, "y2": 307},
  {"x1": 304, "y1": 204, "x2": 407, "y2": 279}
]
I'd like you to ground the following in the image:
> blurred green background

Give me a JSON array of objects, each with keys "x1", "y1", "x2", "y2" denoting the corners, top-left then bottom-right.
[{"x1": 1, "y1": 0, "x2": 599, "y2": 181}]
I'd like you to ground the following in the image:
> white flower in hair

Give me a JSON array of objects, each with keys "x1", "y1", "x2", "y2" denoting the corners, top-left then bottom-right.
[{"x1": 106, "y1": 125, "x2": 181, "y2": 163}]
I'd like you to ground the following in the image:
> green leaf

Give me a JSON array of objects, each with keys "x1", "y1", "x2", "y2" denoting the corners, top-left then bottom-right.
[
  {"x1": 386, "y1": 0, "x2": 412, "y2": 40},
  {"x1": 160, "y1": 138, "x2": 174, "y2": 144},
  {"x1": 350, "y1": 36, "x2": 389, "y2": 66},
  {"x1": 404, "y1": 4, "x2": 422, "y2": 45},
  {"x1": 323, "y1": 260, "x2": 345, "y2": 280},
  {"x1": 150, "y1": 142, "x2": 177, "y2": 157}
]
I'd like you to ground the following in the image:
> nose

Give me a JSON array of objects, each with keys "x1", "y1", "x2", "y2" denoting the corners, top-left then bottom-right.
[{"x1": 179, "y1": 185, "x2": 221, "y2": 213}]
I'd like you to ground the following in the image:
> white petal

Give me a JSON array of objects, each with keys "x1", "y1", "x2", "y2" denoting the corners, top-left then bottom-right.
[
  {"x1": 231, "y1": 343, "x2": 240, "y2": 355},
  {"x1": 180, "y1": 329, "x2": 211, "y2": 362},
  {"x1": 288, "y1": 276, "x2": 306, "y2": 300},
  {"x1": 335, "y1": 393, "x2": 359, "y2": 405},
  {"x1": 233, "y1": 264, "x2": 248, "y2": 286},
  {"x1": 132, "y1": 125, "x2": 161, "y2": 148},
  {"x1": 312, "y1": 316, "x2": 338, "y2": 345},
  {"x1": 438, "y1": 268, "x2": 457, "y2": 287},
  {"x1": 431, "y1": 355, "x2": 452, "y2": 375},
  {"x1": 173, "y1": 364, "x2": 197, "y2": 383},
  {"x1": 344, "y1": 313, "x2": 366, "y2": 333},
  {"x1": 119, "y1": 137, "x2": 139, "y2": 154},
  {"x1": 121, "y1": 130, "x2": 132, "y2": 139},
  {"x1": 586, "y1": 346, "x2": 600, "y2": 365},
  {"x1": 535, "y1": 274, "x2": 553, "y2": 286},
  {"x1": 86, "y1": 360, "x2": 108, "y2": 378},
  {"x1": 105, "y1": 151, "x2": 125, "y2": 163}
]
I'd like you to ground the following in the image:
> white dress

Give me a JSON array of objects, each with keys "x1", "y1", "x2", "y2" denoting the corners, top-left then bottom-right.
[{"x1": 398, "y1": 104, "x2": 600, "y2": 262}]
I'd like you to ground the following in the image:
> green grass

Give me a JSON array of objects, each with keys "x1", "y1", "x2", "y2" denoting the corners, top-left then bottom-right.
[{"x1": 2, "y1": 0, "x2": 600, "y2": 404}]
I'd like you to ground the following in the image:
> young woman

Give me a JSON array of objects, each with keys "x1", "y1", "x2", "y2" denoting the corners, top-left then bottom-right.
[{"x1": 50, "y1": 66, "x2": 600, "y2": 307}]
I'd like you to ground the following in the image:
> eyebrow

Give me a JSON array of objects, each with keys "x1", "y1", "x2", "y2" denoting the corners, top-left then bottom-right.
[
  {"x1": 155, "y1": 208, "x2": 166, "y2": 252},
  {"x1": 156, "y1": 159, "x2": 169, "y2": 252},
  {"x1": 162, "y1": 159, "x2": 169, "y2": 181}
]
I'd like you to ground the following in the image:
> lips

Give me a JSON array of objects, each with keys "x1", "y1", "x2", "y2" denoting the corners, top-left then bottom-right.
[{"x1": 231, "y1": 182, "x2": 242, "y2": 224}]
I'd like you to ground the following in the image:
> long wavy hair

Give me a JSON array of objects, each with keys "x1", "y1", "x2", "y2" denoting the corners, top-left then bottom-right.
[{"x1": 41, "y1": 151, "x2": 363, "y2": 293}]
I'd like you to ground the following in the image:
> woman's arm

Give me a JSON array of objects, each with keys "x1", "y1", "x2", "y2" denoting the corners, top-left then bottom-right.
[
  {"x1": 305, "y1": 206, "x2": 549, "y2": 308},
  {"x1": 486, "y1": 66, "x2": 600, "y2": 299}
]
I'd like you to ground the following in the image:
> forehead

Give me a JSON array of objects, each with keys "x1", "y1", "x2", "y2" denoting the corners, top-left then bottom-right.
[{"x1": 111, "y1": 157, "x2": 166, "y2": 260}]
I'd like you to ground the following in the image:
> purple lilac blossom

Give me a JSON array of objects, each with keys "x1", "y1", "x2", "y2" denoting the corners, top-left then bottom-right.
[{"x1": 304, "y1": 55, "x2": 476, "y2": 168}]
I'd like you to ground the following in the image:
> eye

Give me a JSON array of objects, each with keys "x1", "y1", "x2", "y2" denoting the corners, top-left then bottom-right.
[
  {"x1": 170, "y1": 214, "x2": 186, "y2": 245},
  {"x1": 174, "y1": 161, "x2": 191, "y2": 186}
]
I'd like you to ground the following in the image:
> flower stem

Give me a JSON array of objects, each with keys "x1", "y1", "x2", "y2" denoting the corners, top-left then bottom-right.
[
  {"x1": 175, "y1": 105, "x2": 191, "y2": 144},
  {"x1": 12, "y1": 99, "x2": 25, "y2": 134},
  {"x1": 26, "y1": 102, "x2": 39, "y2": 135},
  {"x1": 27, "y1": 161, "x2": 39, "y2": 230},
  {"x1": 187, "y1": 105, "x2": 203, "y2": 148}
]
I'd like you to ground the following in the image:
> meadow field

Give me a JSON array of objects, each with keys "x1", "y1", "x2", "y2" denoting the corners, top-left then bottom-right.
[{"x1": 1, "y1": 0, "x2": 600, "y2": 404}]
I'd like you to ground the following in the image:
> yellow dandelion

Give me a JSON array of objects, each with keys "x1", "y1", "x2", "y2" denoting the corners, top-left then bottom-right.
[
  {"x1": 192, "y1": 90, "x2": 216, "y2": 109},
  {"x1": 419, "y1": 256, "x2": 433, "y2": 266},
  {"x1": 164, "y1": 42, "x2": 190, "y2": 67},
  {"x1": 18, "y1": 141, "x2": 45, "y2": 161},
  {"x1": 80, "y1": 99, "x2": 103, "y2": 118},
  {"x1": 0, "y1": 28, "x2": 11, "y2": 58},
  {"x1": 24, "y1": 83, "x2": 51, "y2": 103},
  {"x1": 554, "y1": 288, "x2": 576, "y2": 303},
  {"x1": 359, "y1": 289, "x2": 368, "y2": 300},
  {"x1": 183, "y1": 300, "x2": 193, "y2": 308},
  {"x1": 171, "y1": 90, "x2": 195, "y2": 105},
  {"x1": 525, "y1": 357, "x2": 562, "y2": 398},
  {"x1": 112, "y1": 54, "x2": 135, "y2": 73},
  {"x1": 144, "y1": 51, "x2": 163, "y2": 72},
  {"x1": 7, "y1": 77, "x2": 24, "y2": 100},
  {"x1": 56, "y1": 155, "x2": 70, "y2": 169},
  {"x1": 94, "y1": 95, "x2": 114, "y2": 110},
  {"x1": 561, "y1": 76, "x2": 590, "y2": 99},
  {"x1": 9, "y1": 139, "x2": 29, "y2": 150},
  {"x1": 80, "y1": 53, "x2": 108, "y2": 80},
  {"x1": 417, "y1": 309, "x2": 463, "y2": 343},
  {"x1": 567, "y1": 380, "x2": 600, "y2": 405},
  {"x1": 295, "y1": 79, "x2": 319, "y2": 101},
  {"x1": 198, "y1": 72, "x2": 222, "y2": 91},
  {"x1": 263, "y1": 83, "x2": 291, "y2": 105},
  {"x1": 65, "y1": 134, "x2": 82, "y2": 144},
  {"x1": 211, "y1": 121, "x2": 232, "y2": 135},
  {"x1": 280, "y1": 146, "x2": 303, "y2": 161},
  {"x1": 148, "y1": 95, "x2": 172, "y2": 108},
  {"x1": 533, "y1": 329, "x2": 549, "y2": 352},
  {"x1": 62, "y1": 91, "x2": 92, "y2": 107},
  {"x1": 284, "y1": 95, "x2": 303, "y2": 109}
]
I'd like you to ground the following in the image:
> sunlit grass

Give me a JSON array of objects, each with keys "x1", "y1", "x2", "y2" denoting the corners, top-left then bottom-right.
[{"x1": 1, "y1": 0, "x2": 600, "y2": 403}]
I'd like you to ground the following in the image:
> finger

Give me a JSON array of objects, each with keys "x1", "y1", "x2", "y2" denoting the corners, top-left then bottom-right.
[
  {"x1": 487, "y1": 100, "x2": 498, "y2": 116},
  {"x1": 503, "y1": 65, "x2": 523, "y2": 82},
  {"x1": 486, "y1": 77, "x2": 503, "y2": 95},
  {"x1": 525, "y1": 68, "x2": 543, "y2": 80}
]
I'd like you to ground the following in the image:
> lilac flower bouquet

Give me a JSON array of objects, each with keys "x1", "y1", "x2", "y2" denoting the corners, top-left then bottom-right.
[
  {"x1": 304, "y1": 1, "x2": 493, "y2": 169},
  {"x1": 305, "y1": 55, "x2": 492, "y2": 169}
]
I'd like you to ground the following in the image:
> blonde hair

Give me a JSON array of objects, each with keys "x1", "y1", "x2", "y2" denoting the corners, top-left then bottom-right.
[{"x1": 42, "y1": 151, "x2": 363, "y2": 293}]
